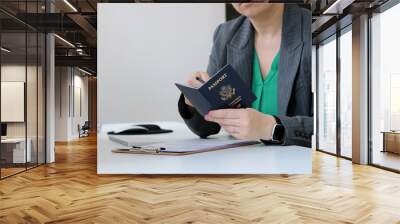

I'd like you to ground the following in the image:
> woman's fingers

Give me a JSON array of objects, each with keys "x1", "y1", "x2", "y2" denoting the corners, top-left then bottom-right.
[
  {"x1": 221, "y1": 125, "x2": 245, "y2": 140},
  {"x1": 187, "y1": 71, "x2": 211, "y2": 88},
  {"x1": 184, "y1": 96, "x2": 193, "y2": 107},
  {"x1": 206, "y1": 109, "x2": 243, "y2": 119},
  {"x1": 206, "y1": 117, "x2": 241, "y2": 127},
  {"x1": 187, "y1": 78, "x2": 203, "y2": 88},
  {"x1": 184, "y1": 71, "x2": 210, "y2": 107},
  {"x1": 221, "y1": 125, "x2": 240, "y2": 134},
  {"x1": 197, "y1": 71, "x2": 211, "y2": 82}
]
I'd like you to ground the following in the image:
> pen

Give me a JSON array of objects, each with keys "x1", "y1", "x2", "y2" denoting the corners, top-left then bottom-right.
[
  {"x1": 116, "y1": 147, "x2": 165, "y2": 152},
  {"x1": 196, "y1": 76, "x2": 206, "y2": 84}
]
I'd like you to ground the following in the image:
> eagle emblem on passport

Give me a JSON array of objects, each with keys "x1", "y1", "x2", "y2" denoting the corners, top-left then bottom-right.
[{"x1": 219, "y1": 85, "x2": 236, "y2": 101}]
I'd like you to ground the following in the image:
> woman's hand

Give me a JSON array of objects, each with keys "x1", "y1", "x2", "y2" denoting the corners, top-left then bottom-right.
[
  {"x1": 184, "y1": 71, "x2": 211, "y2": 107},
  {"x1": 205, "y1": 108, "x2": 277, "y2": 140}
]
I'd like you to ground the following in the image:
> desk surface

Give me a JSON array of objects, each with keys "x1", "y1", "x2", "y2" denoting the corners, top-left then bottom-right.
[
  {"x1": 1, "y1": 138, "x2": 28, "y2": 143},
  {"x1": 381, "y1": 131, "x2": 400, "y2": 134},
  {"x1": 97, "y1": 121, "x2": 312, "y2": 174}
]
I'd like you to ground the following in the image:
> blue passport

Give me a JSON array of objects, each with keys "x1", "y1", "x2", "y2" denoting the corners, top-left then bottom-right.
[{"x1": 175, "y1": 64, "x2": 257, "y2": 116}]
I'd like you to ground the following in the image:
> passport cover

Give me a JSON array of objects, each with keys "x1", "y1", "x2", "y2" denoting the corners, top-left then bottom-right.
[{"x1": 175, "y1": 64, "x2": 256, "y2": 116}]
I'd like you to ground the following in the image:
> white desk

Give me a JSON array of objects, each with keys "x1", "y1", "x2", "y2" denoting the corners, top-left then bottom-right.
[
  {"x1": 98, "y1": 122, "x2": 312, "y2": 174},
  {"x1": 1, "y1": 138, "x2": 32, "y2": 163}
]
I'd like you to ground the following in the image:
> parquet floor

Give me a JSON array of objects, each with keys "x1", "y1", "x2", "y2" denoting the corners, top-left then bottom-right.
[
  {"x1": 1, "y1": 167, "x2": 26, "y2": 178},
  {"x1": 1, "y1": 135, "x2": 400, "y2": 224}
]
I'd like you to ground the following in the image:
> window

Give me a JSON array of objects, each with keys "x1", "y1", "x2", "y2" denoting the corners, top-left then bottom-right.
[
  {"x1": 370, "y1": 2, "x2": 400, "y2": 171},
  {"x1": 316, "y1": 27, "x2": 353, "y2": 159},
  {"x1": 1, "y1": 31, "x2": 28, "y2": 177},
  {"x1": 317, "y1": 37, "x2": 337, "y2": 154},
  {"x1": 0, "y1": 1, "x2": 47, "y2": 179},
  {"x1": 339, "y1": 29, "x2": 352, "y2": 158}
]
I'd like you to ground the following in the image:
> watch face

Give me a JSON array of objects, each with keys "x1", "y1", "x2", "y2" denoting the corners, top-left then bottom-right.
[{"x1": 273, "y1": 124, "x2": 285, "y2": 142}]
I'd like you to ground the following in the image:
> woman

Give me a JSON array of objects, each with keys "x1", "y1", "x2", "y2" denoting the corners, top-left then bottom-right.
[{"x1": 178, "y1": 3, "x2": 313, "y2": 147}]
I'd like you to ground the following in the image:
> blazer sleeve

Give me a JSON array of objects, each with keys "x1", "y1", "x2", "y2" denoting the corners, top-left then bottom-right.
[
  {"x1": 178, "y1": 95, "x2": 220, "y2": 138},
  {"x1": 274, "y1": 8, "x2": 314, "y2": 148},
  {"x1": 275, "y1": 115, "x2": 313, "y2": 147},
  {"x1": 177, "y1": 25, "x2": 222, "y2": 138},
  {"x1": 275, "y1": 94, "x2": 314, "y2": 147}
]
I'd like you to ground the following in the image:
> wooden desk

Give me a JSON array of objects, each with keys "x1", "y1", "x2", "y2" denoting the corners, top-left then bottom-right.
[
  {"x1": 98, "y1": 121, "x2": 312, "y2": 174},
  {"x1": 382, "y1": 131, "x2": 400, "y2": 154}
]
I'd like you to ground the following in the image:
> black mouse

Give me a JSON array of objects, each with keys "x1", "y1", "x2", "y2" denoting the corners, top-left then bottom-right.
[{"x1": 107, "y1": 124, "x2": 172, "y2": 135}]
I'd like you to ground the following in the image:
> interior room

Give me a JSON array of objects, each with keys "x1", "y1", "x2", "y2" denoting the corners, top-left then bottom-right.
[
  {"x1": 0, "y1": 22, "x2": 46, "y2": 178},
  {"x1": 1, "y1": 0, "x2": 400, "y2": 223}
]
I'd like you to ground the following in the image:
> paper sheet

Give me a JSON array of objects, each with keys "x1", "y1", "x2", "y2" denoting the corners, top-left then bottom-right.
[{"x1": 140, "y1": 138, "x2": 259, "y2": 152}]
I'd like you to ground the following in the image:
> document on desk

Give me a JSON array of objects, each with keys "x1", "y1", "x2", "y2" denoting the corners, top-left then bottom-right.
[
  {"x1": 109, "y1": 134, "x2": 162, "y2": 147},
  {"x1": 112, "y1": 138, "x2": 260, "y2": 155}
]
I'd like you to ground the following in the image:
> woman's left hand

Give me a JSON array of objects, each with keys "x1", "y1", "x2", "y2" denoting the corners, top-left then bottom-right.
[{"x1": 204, "y1": 108, "x2": 277, "y2": 140}]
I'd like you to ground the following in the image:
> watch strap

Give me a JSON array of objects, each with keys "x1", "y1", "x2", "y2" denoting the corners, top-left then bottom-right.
[{"x1": 260, "y1": 116, "x2": 285, "y2": 144}]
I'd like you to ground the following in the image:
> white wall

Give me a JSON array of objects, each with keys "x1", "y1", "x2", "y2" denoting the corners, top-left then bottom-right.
[
  {"x1": 72, "y1": 74, "x2": 89, "y2": 138},
  {"x1": 55, "y1": 67, "x2": 89, "y2": 141},
  {"x1": 1, "y1": 66, "x2": 26, "y2": 126},
  {"x1": 55, "y1": 67, "x2": 69, "y2": 141},
  {"x1": 97, "y1": 3, "x2": 225, "y2": 126},
  {"x1": 1, "y1": 64, "x2": 46, "y2": 163},
  {"x1": 1, "y1": 82, "x2": 25, "y2": 122},
  {"x1": 1, "y1": 65, "x2": 40, "y2": 138}
]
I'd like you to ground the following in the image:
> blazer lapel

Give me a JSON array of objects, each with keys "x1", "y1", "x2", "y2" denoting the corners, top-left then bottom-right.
[
  {"x1": 225, "y1": 5, "x2": 304, "y2": 115},
  {"x1": 227, "y1": 18, "x2": 254, "y2": 86},
  {"x1": 278, "y1": 5, "x2": 304, "y2": 115}
]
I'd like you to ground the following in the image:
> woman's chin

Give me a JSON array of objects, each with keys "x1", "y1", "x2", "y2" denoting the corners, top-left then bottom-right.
[
  {"x1": 234, "y1": 3, "x2": 270, "y2": 18},
  {"x1": 237, "y1": 3, "x2": 257, "y2": 11}
]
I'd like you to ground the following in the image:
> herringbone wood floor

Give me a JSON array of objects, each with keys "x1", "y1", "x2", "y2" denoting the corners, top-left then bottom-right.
[{"x1": 1, "y1": 135, "x2": 400, "y2": 224}]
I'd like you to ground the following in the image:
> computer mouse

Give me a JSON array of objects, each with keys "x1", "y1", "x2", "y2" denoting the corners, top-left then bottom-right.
[
  {"x1": 107, "y1": 124, "x2": 172, "y2": 135},
  {"x1": 108, "y1": 125, "x2": 149, "y2": 135}
]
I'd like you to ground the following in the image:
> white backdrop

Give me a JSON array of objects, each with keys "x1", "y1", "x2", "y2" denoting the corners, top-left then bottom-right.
[
  {"x1": 1, "y1": 82, "x2": 25, "y2": 122},
  {"x1": 97, "y1": 3, "x2": 225, "y2": 126}
]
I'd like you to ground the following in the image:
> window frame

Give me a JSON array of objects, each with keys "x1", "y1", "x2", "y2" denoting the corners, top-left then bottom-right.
[
  {"x1": 0, "y1": 0, "x2": 48, "y2": 180},
  {"x1": 367, "y1": 0, "x2": 400, "y2": 173},
  {"x1": 315, "y1": 24, "x2": 353, "y2": 160}
]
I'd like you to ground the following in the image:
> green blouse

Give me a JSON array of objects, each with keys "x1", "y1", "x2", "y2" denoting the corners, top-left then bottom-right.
[{"x1": 251, "y1": 50, "x2": 280, "y2": 115}]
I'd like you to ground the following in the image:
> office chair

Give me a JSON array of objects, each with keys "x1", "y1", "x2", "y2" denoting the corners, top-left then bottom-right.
[{"x1": 79, "y1": 121, "x2": 90, "y2": 138}]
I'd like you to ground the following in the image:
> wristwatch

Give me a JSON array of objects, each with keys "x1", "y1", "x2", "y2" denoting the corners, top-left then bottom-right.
[{"x1": 271, "y1": 116, "x2": 285, "y2": 143}]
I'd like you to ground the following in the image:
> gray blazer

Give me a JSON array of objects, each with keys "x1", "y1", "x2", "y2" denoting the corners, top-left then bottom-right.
[{"x1": 178, "y1": 4, "x2": 313, "y2": 147}]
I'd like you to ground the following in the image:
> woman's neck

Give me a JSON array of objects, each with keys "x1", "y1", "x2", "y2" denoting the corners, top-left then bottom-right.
[{"x1": 249, "y1": 4, "x2": 284, "y2": 38}]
